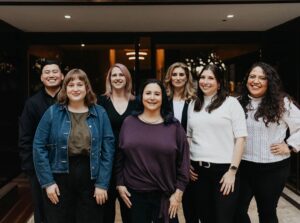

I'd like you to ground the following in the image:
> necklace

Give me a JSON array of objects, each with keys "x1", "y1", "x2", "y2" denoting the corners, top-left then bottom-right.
[{"x1": 139, "y1": 115, "x2": 163, "y2": 124}]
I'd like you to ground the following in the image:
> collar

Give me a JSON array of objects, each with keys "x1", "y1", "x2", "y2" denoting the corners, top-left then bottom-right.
[
  {"x1": 58, "y1": 104, "x2": 98, "y2": 117},
  {"x1": 204, "y1": 93, "x2": 217, "y2": 103},
  {"x1": 248, "y1": 94, "x2": 263, "y2": 103}
]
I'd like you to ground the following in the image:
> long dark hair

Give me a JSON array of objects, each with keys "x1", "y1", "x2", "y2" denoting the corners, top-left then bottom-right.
[
  {"x1": 239, "y1": 62, "x2": 286, "y2": 126},
  {"x1": 133, "y1": 79, "x2": 175, "y2": 125},
  {"x1": 194, "y1": 64, "x2": 228, "y2": 112}
]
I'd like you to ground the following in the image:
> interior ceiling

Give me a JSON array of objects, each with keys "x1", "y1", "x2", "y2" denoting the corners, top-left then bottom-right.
[{"x1": 0, "y1": 3, "x2": 300, "y2": 32}]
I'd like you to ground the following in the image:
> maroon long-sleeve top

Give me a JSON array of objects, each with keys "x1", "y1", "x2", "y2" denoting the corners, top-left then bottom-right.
[{"x1": 116, "y1": 115, "x2": 190, "y2": 221}]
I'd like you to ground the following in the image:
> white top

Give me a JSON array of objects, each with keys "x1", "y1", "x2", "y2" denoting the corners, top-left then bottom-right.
[
  {"x1": 187, "y1": 95, "x2": 248, "y2": 163},
  {"x1": 173, "y1": 100, "x2": 185, "y2": 123},
  {"x1": 242, "y1": 96, "x2": 300, "y2": 163}
]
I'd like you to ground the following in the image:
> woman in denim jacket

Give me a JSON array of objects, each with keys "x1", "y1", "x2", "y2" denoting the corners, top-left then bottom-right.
[{"x1": 33, "y1": 68, "x2": 115, "y2": 223}]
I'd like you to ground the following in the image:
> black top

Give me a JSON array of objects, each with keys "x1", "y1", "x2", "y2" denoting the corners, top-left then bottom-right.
[
  {"x1": 19, "y1": 88, "x2": 57, "y2": 173},
  {"x1": 98, "y1": 95, "x2": 136, "y2": 147},
  {"x1": 169, "y1": 99, "x2": 190, "y2": 132}
]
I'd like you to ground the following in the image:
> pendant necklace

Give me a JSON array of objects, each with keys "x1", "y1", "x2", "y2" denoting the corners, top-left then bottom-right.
[{"x1": 139, "y1": 115, "x2": 163, "y2": 124}]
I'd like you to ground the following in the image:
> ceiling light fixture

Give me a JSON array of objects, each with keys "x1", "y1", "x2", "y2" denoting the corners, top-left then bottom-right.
[
  {"x1": 227, "y1": 14, "x2": 234, "y2": 19},
  {"x1": 128, "y1": 56, "x2": 145, "y2": 61},
  {"x1": 81, "y1": 44, "x2": 85, "y2": 47},
  {"x1": 126, "y1": 52, "x2": 148, "y2": 56},
  {"x1": 64, "y1": 15, "x2": 71, "y2": 19}
]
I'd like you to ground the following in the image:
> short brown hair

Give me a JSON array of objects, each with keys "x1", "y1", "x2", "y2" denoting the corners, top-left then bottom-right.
[{"x1": 57, "y1": 68, "x2": 97, "y2": 106}]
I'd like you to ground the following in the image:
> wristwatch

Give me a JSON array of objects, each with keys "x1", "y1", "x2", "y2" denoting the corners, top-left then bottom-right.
[{"x1": 229, "y1": 165, "x2": 238, "y2": 171}]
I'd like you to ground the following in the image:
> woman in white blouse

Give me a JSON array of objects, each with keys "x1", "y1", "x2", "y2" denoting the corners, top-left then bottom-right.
[
  {"x1": 164, "y1": 62, "x2": 196, "y2": 131},
  {"x1": 236, "y1": 62, "x2": 300, "y2": 223},
  {"x1": 187, "y1": 64, "x2": 247, "y2": 223},
  {"x1": 164, "y1": 62, "x2": 196, "y2": 222}
]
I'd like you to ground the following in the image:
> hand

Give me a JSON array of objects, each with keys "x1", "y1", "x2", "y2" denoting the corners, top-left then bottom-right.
[
  {"x1": 169, "y1": 189, "x2": 182, "y2": 219},
  {"x1": 270, "y1": 143, "x2": 290, "y2": 155},
  {"x1": 94, "y1": 187, "x2": 108, "y2": 205},
  {"x1": 190, "y1": 165, "x2": 198, "y2": 181},
  {"x1": 220, "y1": 170, "x2": 236, "y2": 195},
  {"x1": 117, "y1": 186, "x2": 132, "y2": 208},
  {"x1": 46, "y1": 183, "x2": 60, "y2": 204}
]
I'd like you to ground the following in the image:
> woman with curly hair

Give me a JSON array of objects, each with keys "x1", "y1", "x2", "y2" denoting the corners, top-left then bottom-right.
[
  {"x1": 236, "y1": 62, "x2": 300, "y2": 223},
  {"x1": 187, "y1": 64, "x2": 247, "y2": 223}
]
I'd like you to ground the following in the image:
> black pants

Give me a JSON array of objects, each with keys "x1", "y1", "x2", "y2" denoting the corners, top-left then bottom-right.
[
  {"x1": 182, "y1": 181, "x2": 199, "y2": 223},
  {"x1": 129, "y1": 189, "x2": 179, "y2": 223},
  {"x1": 43, "y1": 156, "x2": 103, "y2": 223},
  {"x1": 188, "y1": 161, "x2": 240, "y2": 223},
  {"x1": 103, "y1": 178, "x2": 130, "y2": 223},
  {"x1": 235, "y1": 158, "x2": 290, "y2": 223},
  {"x1": 27, "y1": 171, "x2": 47, "y2": 223}
]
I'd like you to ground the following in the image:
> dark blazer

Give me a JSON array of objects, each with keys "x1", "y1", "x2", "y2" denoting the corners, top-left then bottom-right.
[{"x1": 169, "y1": 99, "x2": 190, "y2": 132}]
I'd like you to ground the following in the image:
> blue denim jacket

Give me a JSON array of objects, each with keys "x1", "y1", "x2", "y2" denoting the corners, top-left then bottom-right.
[{"x1": 33, "y1": 103, "x2": 115, "y2": 189}]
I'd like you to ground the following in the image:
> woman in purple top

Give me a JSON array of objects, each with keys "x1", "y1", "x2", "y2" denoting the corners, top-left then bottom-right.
[{"x1": 116, "y1": 79, "x2": 190, "y2": 223}]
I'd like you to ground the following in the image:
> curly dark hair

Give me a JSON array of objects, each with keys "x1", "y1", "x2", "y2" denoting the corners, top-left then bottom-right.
[
  {"x1": 133, "y1": 79, "x2": 176, "y2": 125},
  {"x1": 194, "y1": 64, "x2": 228, "y2": 112},
  {"x1": 239, "y1": 62, "x2": 286, "y2": 126}
]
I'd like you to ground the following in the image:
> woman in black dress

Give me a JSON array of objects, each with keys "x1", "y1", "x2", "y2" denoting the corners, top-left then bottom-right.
[{"x1": 98, "y1": 63, "x2": 135, "y2": 223}]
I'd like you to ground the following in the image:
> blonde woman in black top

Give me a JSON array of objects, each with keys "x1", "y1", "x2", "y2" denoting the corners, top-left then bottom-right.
[{"x1": 98, "y1": 63, "x2": 135, "y2": 223}]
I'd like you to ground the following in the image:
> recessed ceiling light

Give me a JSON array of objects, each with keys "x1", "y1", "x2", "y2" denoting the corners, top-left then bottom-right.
[
  {"x1": 64, "y1": 15, "x2": 71, "y2": 19},
  {"x1": 81, "y1": 44, "x2": 85, "y2": 47},
  {"x1": 227, "y1": 14, "x2": 234, "y2": 19}
]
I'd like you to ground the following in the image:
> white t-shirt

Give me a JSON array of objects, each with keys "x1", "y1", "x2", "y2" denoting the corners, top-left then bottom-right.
[
  {"x1": 173, "y1": 100, "x2": 185, "y2": 123},
  {"x1": 187, "y1": 96, "x2": 247, "y2": 163}
]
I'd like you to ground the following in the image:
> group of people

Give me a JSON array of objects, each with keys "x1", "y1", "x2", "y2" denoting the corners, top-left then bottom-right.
[{"x1": 19, "y1": 59, "x2": 300, "y2": 223}]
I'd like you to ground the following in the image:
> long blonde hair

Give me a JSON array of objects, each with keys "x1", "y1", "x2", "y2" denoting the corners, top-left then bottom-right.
[{"x1": 164, "y1": 62, "x2": 196, "y2": 101}]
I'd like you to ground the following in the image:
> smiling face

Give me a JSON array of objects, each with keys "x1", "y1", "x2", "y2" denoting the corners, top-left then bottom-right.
[
  {"x1": 110, "y1": 67, "x2": 126, "y2": 90},
  {"x1": 198, "y1": 69, "x2": 219, "y2": 96},
  {"x1": 142, "y1": 83, "x2": 162, "y2": 113},
  {"x1": 40, "y1": 64, "x2": 64, "y2": 89},
  {"x1": 66, "y1": 77, "x2": 87, "y2": 104},
  {"x1": 247, "y1": 66, "x2": 268, "y2": 98},
  {"x1": 171, "y1": 67, "x2": 187, "y2": 90}
]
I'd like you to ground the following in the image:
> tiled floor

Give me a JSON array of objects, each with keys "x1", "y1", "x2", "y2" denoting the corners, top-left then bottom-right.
[
  {"x1": 248, "y1": 195, "x2": 300, "y2": 223},
  {"x1": 27, "y1": 188, "x2": 300, "y2": 223},
  {"x1": 115, "y1": 187, "x2": 300, "y2": 223}
]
